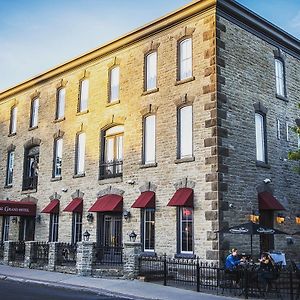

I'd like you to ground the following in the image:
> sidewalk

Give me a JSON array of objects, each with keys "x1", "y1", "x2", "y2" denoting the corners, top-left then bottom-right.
[{"x1": 0, "y1": 265, "x2": 233, "y2": 300}]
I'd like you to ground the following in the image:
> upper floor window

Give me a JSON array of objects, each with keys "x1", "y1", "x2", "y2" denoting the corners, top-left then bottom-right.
[
  {"x1": 6, "y1": 151, "x2": 14, "y2": 186},
  {"x1": 75, "y1": 133, "x2": 86, "y2": 175},
  {"x1": 179, "y1": 38, "x2": 192, "y2": 81},
  {"x1": 109, "y1": 66, "x2": 120, "y2": 102},
  {"x1": 145, "y1": 52, "x2": 157, "y2": 91},
  {"x1": 275, "y1": 58, "x2": 286, "y2": 98},
  {"x1": 255, "y1": 113, "x2": 266, "y2": 163},
  {"x1": 23, "y1": 145, "x2": 39, "y2": 191},
  {"x1": 100, "y1": 125, "x2": 123, "y2": 179},
  {"x1": 9, "y1": 106, "x2": 17, "y2": 134},
  {"x1": 53, "y1": 138, "x2": 63, "y2": 178},
  {"x1": 30, "y1": 98, "x2": 39, "y2": 128},
  {"x1": 178, "y1": 207, "x2": 193, "y2": 254},
  {"x1": 178, "y1": 106, "x2": 193, "y2": 159},
  {"x1": 72, "y1": 212, "x2": 82, "y2": 244},
  {"x1": 142, "y1": 209, "x2": 155, "y2": 252},
  {"x1": 56, "y1": 88, "x2": 65, "y2": 119},
  {"x1": 143, "y1": 115, "x2": 156, "y2": 164},
  {"x1": 79, "y1": 79, "x2": 89, "y2": 112}
]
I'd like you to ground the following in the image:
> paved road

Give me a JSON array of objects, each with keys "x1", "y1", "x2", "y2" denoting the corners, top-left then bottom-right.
[{"x1": 0, "y1": 279, "x2": 133, "y2": 300}]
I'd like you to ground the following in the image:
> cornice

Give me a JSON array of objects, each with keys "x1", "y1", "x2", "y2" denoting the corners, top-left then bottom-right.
[{"x1": 0, "y1": 0, "x2": 217, "y2": 101}]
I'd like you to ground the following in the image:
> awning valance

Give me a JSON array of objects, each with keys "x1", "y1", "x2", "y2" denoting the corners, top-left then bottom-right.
[
  {"x1": 258, "y1": 192, "x2": 285, "y2": 211},
  {"x1": 63, "y1": 198, "x2": 83, "y2": 213},
  {"x1": 131, "y1": 191, "x2": 155, "y2": 209},
  {"x1": 41, "y1": 199, "x2": 60, "y2": 214},
  {"x1": 167, "y1": 188, "x2": 193, "y2": 207},
  {"x1": 88, "y1": 194, "x2": 123, "y2": 212},
  {"x1": 0, "y1": 200, "x2": 36, "y2": 216}
]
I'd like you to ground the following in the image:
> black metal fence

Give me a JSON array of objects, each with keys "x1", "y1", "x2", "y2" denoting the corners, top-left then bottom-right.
[
  {"x1": 99, "y1": 160, "x2": 123, "y2": 180},
  {"x1": 56, "y1": 243, "x2": 77, "y2": 266},
  {"x1": 139, "y1": 255, "x2": 300, "y2": 299},
  {"x1": 9, "y1": 241, "x2": 25, "y2": 262},
  {"x1": 93, "y1": 245, "x2": 123, "y2": 267},
  {"x1": 0, "y1": 241, "x2": 4, "y2": 260},
  {"x1": 31, "y1": 242, "x2": 49, "y2": 265}
]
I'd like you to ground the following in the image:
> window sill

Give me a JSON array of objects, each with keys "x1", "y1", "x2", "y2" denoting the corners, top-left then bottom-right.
[
  {"x1": 174, "y1": 156, "x2": 195, "y2": 164},
  {"x1": 106, "y1": 100, "x2": 120, "y2": 107},
  {"x1": 28, "y1": 126, "x2": 38, "y2": 131},
  {"x1": 256, "y1": 161, "x2": 271, "y2": 169},
  {"x1": 76, "y1": 110, "x2": 89, "y2": 116},
  {"x1": 175, "y1": 253, "x2": 196, "y2": 259},
  {"x1": 142, "y1": 88, "x2": 159, "y2": 96},
  {"x1": 51, "y1": 177, "x2": 62, "y2": 182},
  {"x1": 140, "y1": 251, "x2": 157, "y2": 257},
  {"x1": 4, "y1": 185, "x2": 13, "y2": 189},
  {"x1": 140, "y1": 163, "x2": 157, "y2": 169},
  {"x1": 275, "y1": 94, "x2": 288, "y2": 102},
  {"x1": 98, "y1": 177, "x2": 122, "y2": 185},
  {"x1": 8, "y1": 132, "x2": 16, "y2": 137},
  {"x1": 53, "y1": 117, "x2": 65, "y2": 123},
  {"x1": 73, "y1": 173, "x2": 85, "y2": 178},
  {"x1": 175, "y1": 76, "x2": 195, "y2": 86}
]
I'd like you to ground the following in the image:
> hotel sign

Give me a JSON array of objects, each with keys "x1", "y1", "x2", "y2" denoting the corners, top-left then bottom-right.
[{"x1": 0, "y1": 201, "x2": 36, "y2": 216}]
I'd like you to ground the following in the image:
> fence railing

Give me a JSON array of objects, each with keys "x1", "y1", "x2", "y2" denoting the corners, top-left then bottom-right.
[
  {"x1": 93, "y1": 245, "x2": 123, "y2": 267},
  {"x1": 56, "y1": 243, "x2": 77, "y2": 266},
  {"x1": 139, "y1": 255, "x2": 300, "y2": 299},
  {"x1": 99, "y1": 160, "x2": 123, "y2": 180},
  {"x1": 31, "y1": 242, "x2": 49, "y2": 265},
  {"x1": 9, "y1": 241, "x2": 25, "y2": 262},
  {"x1": 0, "y1": 242, "x2": 4, "y2": 260}
]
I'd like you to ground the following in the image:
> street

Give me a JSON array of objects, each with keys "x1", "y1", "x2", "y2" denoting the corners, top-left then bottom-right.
[{"x1": 0, "y1": 279, "x2": 133, "y2": 300}]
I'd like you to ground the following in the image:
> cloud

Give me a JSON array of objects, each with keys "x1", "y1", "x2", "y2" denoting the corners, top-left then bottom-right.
[{"x1": 290, "y1": 10, "x2": 300, "y2": 29}]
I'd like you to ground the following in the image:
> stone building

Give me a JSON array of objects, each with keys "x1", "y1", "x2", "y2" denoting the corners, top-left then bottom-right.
[{"x1": 0, "y1": 0, "x2": 299, "y2": 265}]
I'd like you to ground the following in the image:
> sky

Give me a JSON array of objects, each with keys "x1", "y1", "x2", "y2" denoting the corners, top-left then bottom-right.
[{"x1": 0, "y1": 0, "x2": 300, "y2": 92}]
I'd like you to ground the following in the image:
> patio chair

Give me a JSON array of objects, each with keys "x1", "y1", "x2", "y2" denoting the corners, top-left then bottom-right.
[{"x1": 291, "y1": 261, "x2": 300, "y2": 300}]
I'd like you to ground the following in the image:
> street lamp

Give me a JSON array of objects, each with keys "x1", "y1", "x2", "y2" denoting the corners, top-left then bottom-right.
[
  {"x1": 129, "y1": 230, "x2": 137, "y2": 242},
  {"x1": 83, "y1": 230, "x2": 90, "y2": 242}
]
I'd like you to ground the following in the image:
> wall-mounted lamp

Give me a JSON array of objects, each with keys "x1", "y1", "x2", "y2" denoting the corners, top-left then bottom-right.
[
  {"x1": 129, "y1": 230, "x2": 137, "y2": 242},
  {"x1": 11, "y1": 216, "x2": 18, "y2": 224},
  {"x1": 36, "y1": 215, "x2": 42, "y2": 223},
  {"x1": 127, "y1": 179, "x2": 135, "y2": 185},
  {"x1": 86, "y1": 213, "x2": 94, "y2": 223},
  {"x1": 296, "y1": 215, "x2": 300, "y2": 225},
  {"x1": 123, "y1": 210, "x2": 131, "y2": 221},
  {"x1": 249, "y1": 210, "x2": 259, "y2": 223},
  {"x1": 83, "y1": 230, "x2": 90, "y2": 242},
  {"x1": 276, "y1": 214, "x2": 285, "y2": 224}
]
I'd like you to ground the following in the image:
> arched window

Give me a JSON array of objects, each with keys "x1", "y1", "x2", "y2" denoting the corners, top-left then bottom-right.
[
  {"x1": 145, "y1": 52, "x2": 157, "y2": 91},
  {"x1": 30, "y1": 98, "x2": 39, "y2": 128},
  {"x1": 100, "y1": 125, "x2": 124, "y2": 179},
  {"x1": 255, "y1": 113, "x2": 266, "y2": 163},
  {"x1": 143, "y1": 115, "x2": 156, "y2": 164},
  {"x1": 78, "y1": 79, "x2": 89, "y2": 112},
  {"x1": 178, "y1": 105, "x2": 193, "y2": 159},
  {"x1": 109, "y1": 66, "x2": 120, "y2": 102},
  {"x1": 23, "y1": 145, "x2": 39, "y2": 191},
  {"x1": 9, "y1": 106, "x2": 17, "y2": 134},
  {"x1": 275, "y1": 58, "x2": 286, "y2": 97},
  {"x1": 179, "y1": 38, "x2": 192, "y2": 80},
  {"x1": 53, "y1": 138, "x2": 63, "y2": 178},
  {"x1": 75, "y1": 132, "x2": 86, "y2": 175},
  {"x1": 56, "y1": 88, "x2": 65, "y2": 119}
]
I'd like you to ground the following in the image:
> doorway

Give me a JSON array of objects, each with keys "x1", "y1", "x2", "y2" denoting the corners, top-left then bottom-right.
[
  {"x1": 19, "y1": 216, "x2": 35, "y2": 241},
  {"x1": 259, "y1": 210, "x2": 274, "y2": 252}
]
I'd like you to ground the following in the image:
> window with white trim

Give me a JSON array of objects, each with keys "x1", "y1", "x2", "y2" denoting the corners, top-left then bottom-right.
[
  {"x1": 56, "y1": 88, "x2": 65, "y2": 119},
  {"x1": 79, "y1": 79, "x2": 89, "y2": 112},
  {"x1": 275, "y1": 58, "x2": 286, "y2": 97},
  {"x1": 6, "y1": 151, "x2": 14, "y2": 186},
  {"x1": 1, "y1": 216, "x2": 10, "y2": 241},
  {"x1": 277, "y1": 119, "x2": 281, "y2": 140},
  {"x1": 30, "y1": 98, "x2": 39, "y2": 128},
  {"x1": 145, "y1": 52, "x2": 157, "y2": 91},
  {"x1": 255, "y1": 113, "x2": 266, "y2": 163},
  {"x1": 178, "y1": 105, "x2": 193, "y2": 159},
  {"x1": 142, "y1": 209, "x2": 155, "y2": 252},
  {"x1": 179, "y1": 38, "x2": 192, "y2": 80},
  {"x1": 143, "y1": 115, "x2": 156, "y2": 164},
  {"x1": 9, "y1": 106, "x2": 17, "y2": 134},
  {"x1": 72, "y1": 212, "x2": 82, "y2": 244},
  {"x1": 178, "y1": 207, "x2": 193, "y2": 254},
  {"x1": 75, "y1": 133, "x2": 86, "y2": 175},
  {"x1": 53, "y1": 138, "x2": 63, "y2": 178},
  {"x1": 49, "y1": 213, "x2": 59, "y2": 242},
  {"x1": 109, "y1": 66, "x2": 120, "y2": 102}
]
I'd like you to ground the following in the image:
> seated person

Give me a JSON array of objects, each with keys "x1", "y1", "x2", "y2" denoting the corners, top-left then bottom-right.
[
  {"x1": 258, "y1": 252, "x2": 276, "y2": 289},
  {"x1": 225, "y1": 248, "x2": 244, "y2": 284}
]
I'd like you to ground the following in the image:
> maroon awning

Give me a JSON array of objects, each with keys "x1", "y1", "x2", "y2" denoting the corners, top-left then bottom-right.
[
  {"x1": 63, "y1": 198, "x2": 83, "y2": 213},
  {"x1": 167, "y1": 188, "x2": 193, "y2": 207},
  {"x1": 88, "y1": 194, "x2": 123, "y2": 212},
  {"x1": 131, "y1": 191, "x2": 155, "y2": 209},
  {"x1": 0, "y1": 200, "x2": 36, "y2": 216},
  {"x1": 41, "y1": 199, "x2": 60, "y2": 214},
  {"x1": 258, "y1": 192, "x2": 285, "y2": 211}
]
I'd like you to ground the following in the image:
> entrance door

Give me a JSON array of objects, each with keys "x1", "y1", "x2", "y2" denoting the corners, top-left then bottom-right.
[
  {"x1": 259, "y1": 210, "x2": 274, "y2": 252},
  {"x1": 19, "y1": 217, "x2": 35, "y2": 241}
]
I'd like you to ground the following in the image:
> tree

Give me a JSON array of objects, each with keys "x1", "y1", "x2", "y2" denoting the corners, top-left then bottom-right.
[{"x1": 288, "y1": 103, "x2": 300, "y2": 174}]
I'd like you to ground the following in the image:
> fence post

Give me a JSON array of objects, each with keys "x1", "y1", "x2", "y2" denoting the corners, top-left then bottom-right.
[
  {"x1": 76, "y1": 241, "x2": 94, "y2": 276},
  {"x1": 289, "y1": 270, "x2": 294, "y2": 300},
  {"x1": 123, "y1": 241, "x2": 142, "y2": 279},
  {"x1": 48, "y1": 242, "x2": 58, "y2": 271},
  {"x1": 196, "y1": 257, "x2": 200, "y2": 292},
  {"x1": 3, "y1": 241, "x2": 11, "y2": 265},
  {"x1": 163, "y1": 254, "x2": 167, "y2": 286},
  {"x1": 24, "y1": 241, "x2": 34, "y2": 268}
]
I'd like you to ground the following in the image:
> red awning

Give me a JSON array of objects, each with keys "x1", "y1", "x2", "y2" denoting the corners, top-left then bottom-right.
[
  {"x1": 41, "y1": 199, "x2": 60, "y2": 214},
  {"x1": 0, "y1": 200, "x2": 36, "y2": 216},
  {"x1": 167, "y1": 188, "x2": 194, "y2": 207},
  {"x1": 63, "y1": 198, "x2": 83, "y2": 213},
  {"x1": 131, "y1": 191, "x2": 155, "y2": 209},
  {"x1": 258, "y1": 192, "x2": 285, "y2": 211},
  {"x1": 88, "y1": 194, "x2": 123, "y2": 212}
]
